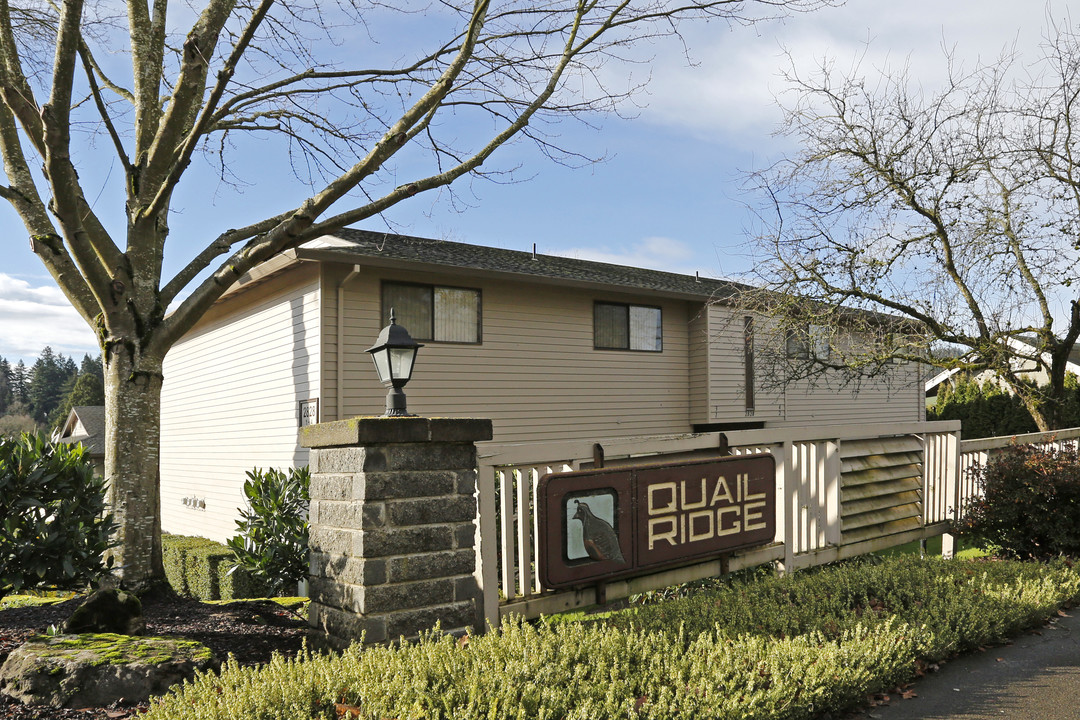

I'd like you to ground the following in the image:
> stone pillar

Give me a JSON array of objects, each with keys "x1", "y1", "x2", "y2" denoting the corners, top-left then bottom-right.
[{"x1": 300, "y1": 416, "x2": 493, "y2": 649}]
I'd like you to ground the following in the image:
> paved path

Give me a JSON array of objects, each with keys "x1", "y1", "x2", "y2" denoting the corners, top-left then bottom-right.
[{"x1": 859, "y1": 610, "x2": 1080, "y2": 719}]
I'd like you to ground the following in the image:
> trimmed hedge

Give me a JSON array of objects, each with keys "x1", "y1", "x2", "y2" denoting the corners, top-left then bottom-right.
[
  {"x1": 143, "y1": 556, "x2": 1080, "y2": 720},
  {"x1": 162, "y1": 534, "x2": 270, "y2": 601}
]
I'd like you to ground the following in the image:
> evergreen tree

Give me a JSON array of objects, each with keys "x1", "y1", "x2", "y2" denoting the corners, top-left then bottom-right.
[
  {"x1": 79, "y1": 355, "x2": 103, "y2": 381},
  {"x1": 929, "y1": 375, "x2": 1039, "y2": 439},
  {"x1": 11, "y1": 361, "x2": 29, "y2": 405},
  {"x1": 28, "y1": 348, "x2": 77, "y2": 424},
  {"x1": 0, "y1": 358, "x2": 11, "y2": 417},
  {"x1": 51, "y1": 359, "x2": 106, "y2": 430}
]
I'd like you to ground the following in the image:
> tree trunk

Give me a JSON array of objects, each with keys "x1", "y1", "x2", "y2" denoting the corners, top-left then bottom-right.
[
  {"x1": 1014, "y1": 383, "x2": 1054, "y2": 433},
  {"x1": 103, "y1": 350, "x2": 165, "y2": 590}
]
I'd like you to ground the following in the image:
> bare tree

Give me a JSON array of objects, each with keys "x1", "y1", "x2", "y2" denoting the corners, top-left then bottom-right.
[
  {"x1": 0, "y1": 0, "x2": 834, "y2": 588},
  {"x1": 745, "y1": 23, "x2": 1080, "y2": 433}
]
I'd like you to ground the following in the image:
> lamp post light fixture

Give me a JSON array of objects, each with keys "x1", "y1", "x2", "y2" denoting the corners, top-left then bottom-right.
[{"x1": 366, "y1": 311, "x2": 424, "y2": 416}]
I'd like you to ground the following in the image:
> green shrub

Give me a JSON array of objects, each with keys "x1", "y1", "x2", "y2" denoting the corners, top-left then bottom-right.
[
  {"x1": 928, "y1": 374, "x2": 1039, "y2": 439},
  {"x1": 954, "y1": 444, "x2": 1080, "y2": 560},
  {"x1": 143, "y1": 556, "x2": 1080, "y2": 720},
  {"x1": 227, "y1": 467, "x2": 310, "y2": 597},
  {"x1": 162, "y1": 534, "x2": 270, "y2": 600},
  {"x1": 0, "y1": 433, "x2": 115, "y2": 599}
]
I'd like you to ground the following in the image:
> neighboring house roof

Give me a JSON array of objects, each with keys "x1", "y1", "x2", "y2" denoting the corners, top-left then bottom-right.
[
  {"x1": 292, "y1": 229, "x2": 746, "y2": 302},
  {"x1": 56, "y1": 405, "x2": 106, "y2": 457},
  {"x1": 923, "y1": 336, "x2": 1080, "y2": 393}
]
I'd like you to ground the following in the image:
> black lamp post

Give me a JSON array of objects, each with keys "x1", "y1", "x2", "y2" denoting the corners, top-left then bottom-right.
[{"x1": 365, "y1": 310, "x2": 424, "y2": 416}]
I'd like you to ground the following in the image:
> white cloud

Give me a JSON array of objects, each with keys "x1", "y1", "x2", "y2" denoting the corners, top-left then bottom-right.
[
  {"x1": 636, "y1": 0, "x2": 1059, "y2": 149},
  {"x1": 551, "y1": 236, "x2": 714, "y2": 277},
  {"x1": 0, "y1": 274, "x2": 99, "y2": 363}
]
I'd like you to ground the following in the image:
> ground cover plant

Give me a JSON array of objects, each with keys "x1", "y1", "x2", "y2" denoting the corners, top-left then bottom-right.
[{"x1": 140, "y1": 555, "x2": 1080, "y2": 720}]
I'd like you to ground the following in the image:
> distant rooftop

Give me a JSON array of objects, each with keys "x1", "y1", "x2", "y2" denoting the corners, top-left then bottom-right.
[
  {"x1": 294, "y1": 228, "x2": 746, "y2": 301},
  {"x1": 58, "y1": 405, "x2": 105, "y2": 457}
]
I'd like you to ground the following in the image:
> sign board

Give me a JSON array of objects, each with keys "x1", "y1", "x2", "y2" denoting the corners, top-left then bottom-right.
[
  {"x1": 538, "y1": 454, "x2": 776, "y2": 589},
  {"x1": 298, "y1": 399, "x2": 319, "y2": 427}
]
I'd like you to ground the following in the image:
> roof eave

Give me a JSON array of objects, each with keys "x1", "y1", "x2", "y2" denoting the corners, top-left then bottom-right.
[{"x1": 293, "y1": 246, "x2": 736, "y2": 303}]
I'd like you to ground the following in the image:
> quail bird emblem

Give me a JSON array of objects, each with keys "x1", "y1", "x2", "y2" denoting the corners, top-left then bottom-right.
[{"x1": 573, "y1": 500, "x2": 624, "y2": 563}]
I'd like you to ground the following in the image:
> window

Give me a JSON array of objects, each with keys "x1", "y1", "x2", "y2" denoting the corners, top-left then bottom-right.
[
  {"x1": 786, "y1": 324, "x2": 830, "y2": 360},
  {"x1": 744, "y1": 316, "x2": 755, "y2": 413},
  {"x1": 381, "y1": 282, "x2": 481, "y2": 343},
  {"x1": 594, "y1": 302, "x2": 662, "y2": 352}
]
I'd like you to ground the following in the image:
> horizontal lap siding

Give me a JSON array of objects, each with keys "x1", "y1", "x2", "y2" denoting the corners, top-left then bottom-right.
[
  {"x1": 689, "y1": 309, "x2": 708, "y2": 423},
  {"x1": 160, "y1": 266, "x2": 320, "y2": 543},
  {"x1": 704, "y1": 305, "x2": 784, "y2": 422},
  {"x1": 780, "y1": 362, "x2": 923, "y2": 427},
  {"x1": 333, "y1": 268, "x2": 693, "y2": 442}
]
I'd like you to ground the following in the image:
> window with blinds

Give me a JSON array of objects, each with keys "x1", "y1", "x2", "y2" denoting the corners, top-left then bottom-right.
[
  {"x1": 594, "y1": 302, "x2": 662, "y2": 352},
  {"x1": 381, "y1": 282, "x2": 481, "y2": 343}
]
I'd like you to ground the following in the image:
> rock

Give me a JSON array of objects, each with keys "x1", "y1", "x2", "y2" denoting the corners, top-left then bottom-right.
[
  {"x1": 0, "y1": 633, "x2": 216, "y2": 708},
  {"x1": 63, "y1": 589, "x2": 144, "y2": 635}
]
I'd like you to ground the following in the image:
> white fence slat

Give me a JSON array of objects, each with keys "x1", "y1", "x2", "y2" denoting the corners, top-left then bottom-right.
[
  {"x1": 476, "y1": 457, "x2": 499, "y2": 628},
  {"x1": 499, "y1": 469, "x2": 516, "y2": 600},
  {"x1": 515, "y1": 468, "x2": 533, "y2": 598},
  {"x1": 825, "y1": 441, "x2": 842, "y2": 546}
]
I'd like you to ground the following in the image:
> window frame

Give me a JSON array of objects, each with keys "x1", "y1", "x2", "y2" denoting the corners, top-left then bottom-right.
[
  {"x1": 785, "y1": 323, "x2": 831, "y2": 361},
  {"x1": 592, "y1": 301, "x2": 664, "y2": 353},
  {"x1": 380, "y1": 280, "x2": 483, "y2": 345}
]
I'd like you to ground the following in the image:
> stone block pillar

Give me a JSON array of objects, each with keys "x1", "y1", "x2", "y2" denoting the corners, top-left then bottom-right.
[{"x1": 300, "y1": 416, "x2": 493, "y2": 649}]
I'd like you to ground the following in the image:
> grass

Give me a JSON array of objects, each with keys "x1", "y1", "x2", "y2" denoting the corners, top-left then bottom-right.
[
  {"x1": 0, "y1": 591, "x2": 75, "y2": 610},
  {"x1": 874, "y1": 535, "x2": 990, "y2": 560}
]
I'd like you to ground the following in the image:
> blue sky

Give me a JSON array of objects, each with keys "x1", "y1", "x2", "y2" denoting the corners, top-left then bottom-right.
[{"x1": 0, "y1": 0, "x2": 1062, "y2": 364}]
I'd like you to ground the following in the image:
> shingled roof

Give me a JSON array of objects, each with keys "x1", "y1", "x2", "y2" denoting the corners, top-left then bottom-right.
[
  {"x1": 294, "y1": 228, "x2": 746, "y2": 301},
  {"x1": 57, "y1": 405, "x2": 105, "y2": 457}
]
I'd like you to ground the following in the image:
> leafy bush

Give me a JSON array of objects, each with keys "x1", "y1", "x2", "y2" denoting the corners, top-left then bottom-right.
[
  {"x1": 162, "y1": 534, "x2": 270, "y2": 600},
  {"x1": 144, "y1": 556, "x2": 1080, "y2": 720},
  {"x1": 0, "y1": 433, "x2": 115, "y2": 599},
  {"x1": 954, "y1": 444, "x2": 1080, "y2": 560},
  {"x1": 226, "y1": 467, "x2": 310, "y2": 597}
]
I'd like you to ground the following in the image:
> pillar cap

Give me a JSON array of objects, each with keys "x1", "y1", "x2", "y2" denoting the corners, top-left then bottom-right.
[{"x1": 301, "y1": 416, "x2": 493, "y2": 448}]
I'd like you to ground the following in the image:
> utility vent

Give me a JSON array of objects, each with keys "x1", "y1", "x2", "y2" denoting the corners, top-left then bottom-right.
[{"x1": 840, "y1": 436, "x2": 923, "y2": 544}]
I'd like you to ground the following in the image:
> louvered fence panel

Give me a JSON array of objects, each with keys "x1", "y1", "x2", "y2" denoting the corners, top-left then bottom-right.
[{"x1": 840, "y1": 436, "x2": 924, "y2": 544}]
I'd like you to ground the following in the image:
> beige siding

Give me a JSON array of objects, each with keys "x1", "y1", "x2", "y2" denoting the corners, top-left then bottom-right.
[
  {"x1": 328, "y1": 265, "x2": 694, "y2": 442},
  {"x1": 700, "y1": 304, "x2": 784, "y2": 423},
  {"x1": 688, "y1": 306, "x2": 709, "y2": 422},
  {"x1": 696, "y1": 304, "x2": 922, "y2": 427},
  {"x1": 780, "y1": 361, "x2": 924, "y2": 427},
  {"x1": 160, "y1": 265, "x2": 321, "y2": 543}
]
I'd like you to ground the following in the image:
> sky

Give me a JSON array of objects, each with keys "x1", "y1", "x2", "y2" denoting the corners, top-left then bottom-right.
[{"x1": 0, "y1": 0, "x2": 1067, "y2": 364}]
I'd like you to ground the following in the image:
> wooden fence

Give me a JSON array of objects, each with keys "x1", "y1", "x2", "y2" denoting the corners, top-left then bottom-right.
[
  {"x1": 474, "y1": 420, "x2": 965, "y2": 627},
  {"x1": 958, "y1": 427, "x2": 1080, "y2": 502}
]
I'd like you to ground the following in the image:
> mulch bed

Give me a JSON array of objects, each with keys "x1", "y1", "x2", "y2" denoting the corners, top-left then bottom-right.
[{"x1": 0, "y1": 590, "x2": 309, "y2": 719}]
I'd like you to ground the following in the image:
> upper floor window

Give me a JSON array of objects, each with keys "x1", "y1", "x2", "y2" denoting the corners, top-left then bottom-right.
[
  {"x1": 594, "y1": 302, "x2": 662, "y2": 352},
  {"x1": 786, "y1": 323, "x2": 830, "y2": 360},
  {"x1": 382, "y1": 282, "x2": 481, "y2": 343}
]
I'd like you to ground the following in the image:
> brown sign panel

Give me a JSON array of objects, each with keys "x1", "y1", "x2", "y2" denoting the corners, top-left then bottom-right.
[{"x1": 538, "y1": 454, "x2": 775, "y2": 589}]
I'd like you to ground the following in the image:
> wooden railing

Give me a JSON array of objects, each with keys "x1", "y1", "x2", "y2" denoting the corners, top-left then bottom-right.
[
  {"x1": 474, "y1": 421, "x2": 963, "y2": 627},
  {"x1": 958, "y1": 427, "x2": 1080, "y2": 504}
]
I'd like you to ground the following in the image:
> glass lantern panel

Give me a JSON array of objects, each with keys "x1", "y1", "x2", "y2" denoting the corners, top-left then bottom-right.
[
  {"x1": 371, "y1": 350, "x2": 391, "y2": 384},
  {"x1": 389, "y1": 347, "x2": 416, "y2": 380}
]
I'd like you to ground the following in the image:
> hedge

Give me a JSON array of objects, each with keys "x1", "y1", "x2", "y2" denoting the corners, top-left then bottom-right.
[{"x1": 162, "y1": 534, "x2": 270, "y2": 601}]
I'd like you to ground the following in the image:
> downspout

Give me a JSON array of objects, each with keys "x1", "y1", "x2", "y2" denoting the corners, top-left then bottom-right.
[{"x1": 336, "y1": 265, "x2": 363, "y2": 421}]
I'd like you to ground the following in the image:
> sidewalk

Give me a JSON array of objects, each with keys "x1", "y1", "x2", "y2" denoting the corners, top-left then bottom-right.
[{"x1": 859, "y1": 609, "x2": 1080, "y2": 719}]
